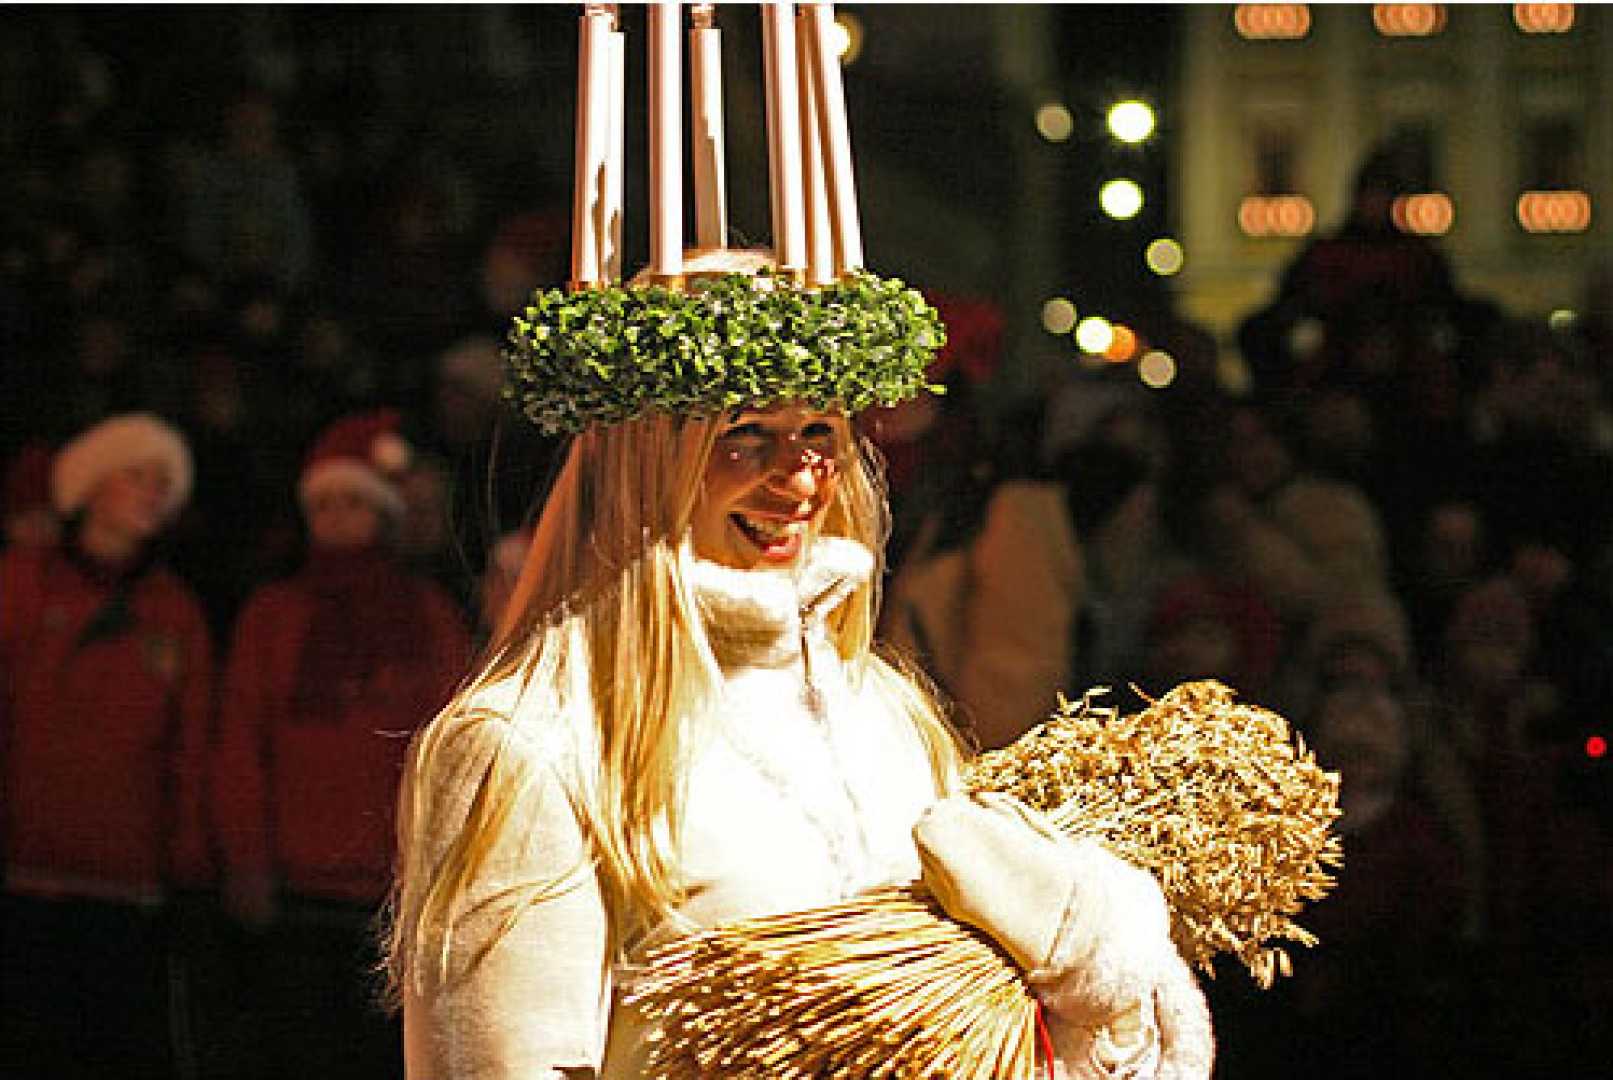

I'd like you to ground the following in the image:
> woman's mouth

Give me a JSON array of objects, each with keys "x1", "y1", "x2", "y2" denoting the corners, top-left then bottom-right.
[{"x1": 731, "y1": 512, "x2": 808, "y2": 559}]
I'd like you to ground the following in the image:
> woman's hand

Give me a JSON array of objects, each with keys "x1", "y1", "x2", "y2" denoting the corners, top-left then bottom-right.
[{"x1": 913, "y1": 793, "x2": 1212, "y2": 1079}]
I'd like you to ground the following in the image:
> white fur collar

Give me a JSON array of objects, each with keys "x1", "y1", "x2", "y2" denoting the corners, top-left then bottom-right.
[{"x1": 688, "y1": 536, "x2": 874, "y2": 669}]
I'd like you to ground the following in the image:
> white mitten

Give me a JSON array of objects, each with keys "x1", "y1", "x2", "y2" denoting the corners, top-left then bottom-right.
[{"x1": 913, "y1": 793, "x2": 1213, "y2": 1079}]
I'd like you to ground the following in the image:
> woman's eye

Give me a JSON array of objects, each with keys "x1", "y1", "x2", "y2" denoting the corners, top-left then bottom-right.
[
  {"x1": 719, "y1": 422, "x2": 767, "y2": 442},
  {"x1": 800, "y1": 422, "x2": 840, "y2": 451}
]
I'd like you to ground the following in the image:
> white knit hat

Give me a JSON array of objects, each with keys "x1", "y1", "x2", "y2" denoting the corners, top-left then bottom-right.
[
  {"x1": 51, "y1": 412, "x2": 194, "y2": 519},
  {"x1": 298, "y1": 409, "x2": 413, "y2": 519}
]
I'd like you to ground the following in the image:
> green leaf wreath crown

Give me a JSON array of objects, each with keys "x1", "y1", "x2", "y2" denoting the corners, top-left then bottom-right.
[{"x1": 502, "y1": 270, "x2": 947, "y2": 435}]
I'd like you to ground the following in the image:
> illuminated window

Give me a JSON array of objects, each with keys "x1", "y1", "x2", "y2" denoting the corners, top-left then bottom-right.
[
  {"x1": 1373, "y1": 4, "x2": 1448, "y2": 37},
  {"x1": 1234, "y1": 4, "x2": 1311, "y2": 40},
  {"x1": 1516, "y1": 191, "x2": 1592, "y2": 234},
  {"x1": 1513, "y1": 4, "x2": 1575, "y2": 33},
  {"x1": 1391, "y1": 192, "x2": 1455, "y2": 236},
  {"x1": 1238, "y1": 195, "x2": 1316, "y2": 237}
]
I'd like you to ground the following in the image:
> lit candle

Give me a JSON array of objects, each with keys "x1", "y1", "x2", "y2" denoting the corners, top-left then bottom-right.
[
  {"x1": 601, "y1": 14, "x2": 625, "y2": 281},
  {"x1": 802, "y1": 1, "x2": 862, "y2": 273},
  {"x1": 762, "y1": 1, "x2": 806, "y2": 275},
  {"x1": 648, "y1": 1, "x2": 684, "y2": 280},
  {"x1": 796, "y1": 8, "x2": 833, "y2": 285},
  {"x1": 570, "y1": 5, "x2": 616, "y2": 287},
  {"x1": 689, "y1": 4, "x2": 728, "y2": 251}
]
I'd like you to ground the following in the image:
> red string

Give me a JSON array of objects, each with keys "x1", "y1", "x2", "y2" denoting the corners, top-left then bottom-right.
[{"x1": 1034, "y1": 999, "x2": 1058, "y2": 1078}]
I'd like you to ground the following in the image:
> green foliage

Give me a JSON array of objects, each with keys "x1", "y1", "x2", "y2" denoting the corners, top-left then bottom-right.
[{"x1": 502, "y1": 270, "x2": 947, "y2": 435}]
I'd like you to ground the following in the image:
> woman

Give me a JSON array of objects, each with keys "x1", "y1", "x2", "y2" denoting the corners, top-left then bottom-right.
[
  {"x1": 1, "y1": 413, "x2": 213, "y2": 1076},
  {"x1": 386, "y1": 253, "x2": 1208, "y2": 1078},
  {"x1": 212, "y1": 410, "x2": 470, "y2": 1078}
]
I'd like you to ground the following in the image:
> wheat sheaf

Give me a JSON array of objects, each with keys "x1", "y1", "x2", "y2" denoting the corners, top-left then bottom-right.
[{"x1": 629, "y1": 680, "x2": 1343, "y2": 1079}]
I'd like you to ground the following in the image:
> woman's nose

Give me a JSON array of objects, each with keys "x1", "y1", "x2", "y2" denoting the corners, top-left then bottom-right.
[{"x1": 764, "y1": 438, "x2": 830, "y2": 497}]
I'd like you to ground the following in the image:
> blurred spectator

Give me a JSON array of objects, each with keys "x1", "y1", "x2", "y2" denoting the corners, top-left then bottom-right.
[
  {"x1": 422, "y1": 333, "x2": 559, "y2": 582},
  {"x1": 1279, "y1": 680, "x2": 1468, "y2": 1080},
  {"x1": 212, "y1": 409, "x2": 470, "y2": 1079},
  {"x1": 352, "y1": 164, "x2": 478, "y2": 395},
  {"x1": 3, "y1": 442, "x2": 61, "y2": 551},
  {"x1": 182, "y1": 87, "x2": 313, "y2": 294},
  {"x1": 2, "y1": 413, "x2": 213, "y2": 1076},
  {"x1": 1140, "y1": 572, "x2": 1282, "y2": 699},
  {"x1": 884, "y1": 462, "x2": 1080, "y2": 750},
  {"x1": 477, "y1": 525, "x2": 533, "y2": 646},
  {"x1": 864, "y1": 293, "x2": 1000, "y2": 574},
  {"x1": 1056, "y1": 438, "x2": 1180, "y2": 692},
  {"x1": 1468, "y1": 319, "x2": 1613, "y2": 573},
  {"x1": 477, "y1": 207, "x2": 567, "y2": 322},
  {"x1": 1198, "y1": 402, "x2": 1390, "y2": 631},
  {"x1": 1238, "y1": 135, "x2": 1462, "y2": 400},
  {"x1": 398, "y1": 449, "x2": 476, "y2": 617}
]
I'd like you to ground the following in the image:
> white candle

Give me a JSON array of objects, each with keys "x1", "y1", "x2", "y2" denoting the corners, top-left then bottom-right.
[
  {"x1": 689, "y1": 4, "x2": 728, "y2": 251},
  {"x1": 648, "y1": 1, "x2": 684, "y2": 279},
  {"x1": 601, "y1": 17, "x2": 625, "y2": 281},
  {"x1": 796, "y1": 10, "x2": 833, "y2": 285},
  {"x1": 762, "y1": 1, "x2": 806, "y2": 274},
  {"x1": 802, "y1": 1, "x2": 862, "y2": 273},
  {"x1": 570, "y1": 6, "x2": 615, "y2": 287}
]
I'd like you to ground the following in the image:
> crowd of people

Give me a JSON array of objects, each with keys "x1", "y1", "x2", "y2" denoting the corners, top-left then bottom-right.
[
  {"x1": 876, "y1": 144, "x2": 1613, "y2": 1077},
  {"x1": 3, "y1": 11, "x2": 1612, "y2": 1080}
]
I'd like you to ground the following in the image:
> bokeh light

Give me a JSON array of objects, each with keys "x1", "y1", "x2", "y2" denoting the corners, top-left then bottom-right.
[
  {"x1": 1513, "y1": 4, "x2": 1576, "y2": 33},
  {"x1": 832, "y1": 13, "x2": 863, "y2": 65},
  {"x1": 1108, "y1": 100, "x2": 1156, "y2": 144},
  {"x1": 1103, "y1": 324, "x2": 1139, "y2": 363},
  {"x1": 1100, "y1": 179, "x2": 1144, "y2": 221},
  {"x1": 1075, "y1": 316, "x2": 1115, "y2": 355},
  {"x1": 1035, "y1": 103, "x2": 1074, "y2": 143},
  {"x1": 1145, "y1": 238, "x2": 1185, "y2": 276},
  {"x1": 1041, "y1": 297, "x2": 1078, "y2": 336},
  {"x1": 1138, "y1": 349, "x2": 1178, "y2": 389},
  {"x1": 1234, "y1": 4, "x2": 1312, "y2": 40},
  {"x1": 1238, "y1": 195, "x2": 1315, "y2": 237},
  {"x1": 1517, "y1": 190, "x2": 1592, "y2": 233},
  {"x1": 1373, "y1": 4, "x2": 1448, "y2": 36},
  {"x1": 1391, "y1": 192, "x2": 1455, "y2": 236}
]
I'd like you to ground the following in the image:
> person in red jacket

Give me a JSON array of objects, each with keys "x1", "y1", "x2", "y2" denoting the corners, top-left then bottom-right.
[
  {"x1": 1, "y1": 412, "x2": 213, "y2": 1077},
  {"x1": 212, "y1": 408, "x2": 470, "y2": 1078}
]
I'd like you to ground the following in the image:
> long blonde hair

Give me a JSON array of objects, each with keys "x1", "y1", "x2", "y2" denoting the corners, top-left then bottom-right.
[{"x1": 385, "y1": 361, "x2": 962, "y2": 1000}]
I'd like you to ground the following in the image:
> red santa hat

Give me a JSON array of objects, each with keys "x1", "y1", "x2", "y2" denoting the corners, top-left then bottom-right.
[
  {"x1": 51, "y1": 412, "x2": 194, "y2": 518},
  {"x1": 298, "y1": 409, "x2": 413, "y2": 519}
]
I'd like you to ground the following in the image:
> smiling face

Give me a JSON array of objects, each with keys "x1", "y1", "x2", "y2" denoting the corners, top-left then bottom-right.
[{"x1": 690, "y1": 404, "x2": 849, "y2": 570}]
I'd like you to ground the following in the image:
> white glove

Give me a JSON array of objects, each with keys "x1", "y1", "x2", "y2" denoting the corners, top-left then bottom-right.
[{"x1": 913, "y1": 793, "x2": 1213, "y2": 1079}]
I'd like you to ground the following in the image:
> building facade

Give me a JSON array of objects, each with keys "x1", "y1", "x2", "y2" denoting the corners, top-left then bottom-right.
[{"x1": 1174, "y1": 3, "x2": 1610, "y2": 348}]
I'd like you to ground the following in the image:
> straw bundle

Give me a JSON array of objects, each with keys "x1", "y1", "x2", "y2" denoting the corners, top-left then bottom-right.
[{"x1": 630, "y1": 680, "x2": 1342, "y2": 1079}]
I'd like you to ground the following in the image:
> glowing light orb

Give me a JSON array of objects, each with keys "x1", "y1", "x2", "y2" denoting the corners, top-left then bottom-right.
[
  {"x1": 1076, "y1": 316, "x2": 1115, "y2": 355},
  {"x1": 1139, "y1": 349, "x2": 1178, "y2": 389},
  {"x1": 1100, "y1": 179, "x2": 1144, "y2": 221},
  {"x1": 1041, "y1": 297, "x2": 1078, "y2": 336},
  {"x1": 1036, "y1": 103, "x2": 1074, "y2": 143},
  {"x1": 1108, "y1": 101, "x2": 1156, "y2": 144},
  {"x1": 1146, "y1": 238, "x2": 1185, "y2": 276}
]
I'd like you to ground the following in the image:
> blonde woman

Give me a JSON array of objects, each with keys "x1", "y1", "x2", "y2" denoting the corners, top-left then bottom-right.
[{"x1": 386, "y1": 253, "x2": 1210, "y2": 1078}]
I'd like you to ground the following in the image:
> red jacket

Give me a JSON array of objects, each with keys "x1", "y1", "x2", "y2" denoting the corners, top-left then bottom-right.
[
  {"x1": 213, "y1": 549, "x2": 470, "y2": 903},
  {"x1": 1, "y1": 544, "x2": 215, "y2": 903}
]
